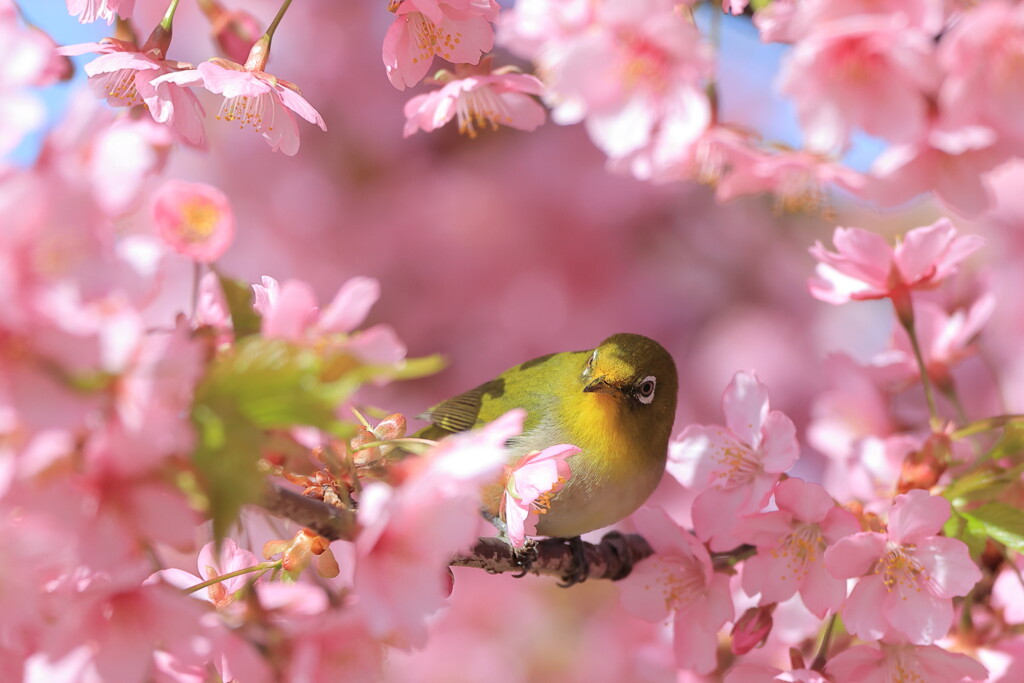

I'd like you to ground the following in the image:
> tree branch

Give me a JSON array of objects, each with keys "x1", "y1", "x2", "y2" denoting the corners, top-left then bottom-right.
[{"x1": 258, "y1": 482, "x2": 655, "y2": 581}]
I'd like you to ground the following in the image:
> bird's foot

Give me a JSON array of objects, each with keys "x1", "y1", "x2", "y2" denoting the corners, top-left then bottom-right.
[
  {"x1": 510, "y1": 539, "x2": 539, "y2": 578},
  {"x1": 557, "y1": 536, "x2": 589, "y2": 588}
]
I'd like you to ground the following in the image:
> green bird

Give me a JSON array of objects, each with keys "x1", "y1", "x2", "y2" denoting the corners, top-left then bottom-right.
[{"x1": 418, "y1": 333, "x2": 678, "y2": 539}]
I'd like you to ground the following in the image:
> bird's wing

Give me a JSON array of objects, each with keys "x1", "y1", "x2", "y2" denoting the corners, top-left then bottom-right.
[{"x1": 418, "y1": 378, "x2": 507, "y2": 434}]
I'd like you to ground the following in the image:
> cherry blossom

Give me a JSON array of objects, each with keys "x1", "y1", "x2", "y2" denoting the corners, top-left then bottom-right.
[
  {"x1": 617, "y1": 506, "x2": 734, "y2": 674},
  {"x1": 403, "y1": 64, "x2": 546, "y2": 138},
  {"x1": 149, "y1": 538, "x2": 260, "y2": 609},
  {"x1": 354, "y1": 410, "x2": 522, "y2": 646},
  {"x1": 667, "y1": 371, "x2": 799, "y2": 551},
  {"x1": 252, "y1": 275, "x2": 406, "y2": 364},
  {"x1": 808, "y1": 219, "x2": 985, "y2": 307},
  {"x1": 869, "y1": 121, "x2": 1008, "y2": 218},
  {"x1": 826, "y1": 641, "x2": 987, "y2": 683},
  {"x1": 939, "y1": 1, "x2": 1024, "y2": 151},
  {"x1": 500, "y1": 443, "x2": 577, "y2": 547},
  {"x1": 58, "y1": 37, "x2": 206, "y2": 147},
  {"x1": 875, "y1": 295, "x2": 996, "y2": 388},
  {"x1": 725, "y1": 662, "x2": 829, "y2": 683},
  {"x1": 198, "y1": 0, "x2": 262, "y2": 64},
  {"x1": 383, "y1": 0, "x2": 499, "y2": 91},
  {"x1": 779, "y1": 14, "x2": 939, "y2": 151},
  {"x1": 737, "y1": 478, "x2": 860, "y2": 618},
  {"x1": 66, "y1": 0, "x2": 135, "y2": 25},
  {"x1": 152, "y1": 180, "x2": 235, "y2": 262},
  {"x1": 824, "y1": 490, "x2": 981, "y2": 644},
  {"x1": 153, "y1": 58, "x2": 325, "y2": 156}
]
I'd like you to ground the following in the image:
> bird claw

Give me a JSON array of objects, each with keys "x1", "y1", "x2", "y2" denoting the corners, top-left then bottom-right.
[
  {"x1": 510, "y1": 540, "x2": 538, "y2": 578},
  {"x1": 556, "y1": 536, "x2": 589, "y2": 588}
]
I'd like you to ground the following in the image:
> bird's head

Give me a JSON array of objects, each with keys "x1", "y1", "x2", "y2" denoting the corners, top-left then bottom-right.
[{"x1": 580, "y1": 333, "x2": 678, "y2": 438}]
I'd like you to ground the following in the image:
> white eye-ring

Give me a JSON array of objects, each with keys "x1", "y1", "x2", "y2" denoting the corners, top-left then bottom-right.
[{"x1": 636, "y1": 376, "x2": 656, "y2": 404}]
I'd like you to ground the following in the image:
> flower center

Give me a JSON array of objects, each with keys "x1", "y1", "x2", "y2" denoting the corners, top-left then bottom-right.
[
  {"x1": 710, "y1": 434, "x2": 761, "y2": 488},
  {"x1": 408, "y1": 12, "x2": 460, "y2": 64},
  {"x1": 217, "y1": 94, "x2": 272, "y2": 133},
  {"x1": 179, "y1": 200, "x2": 220, "y2": 243},
  {"x1": 771, "y1": 523, "x2": 824, "y2": 581},
  {"x1": 875, "y1": 544, "x2": 930, "y2": 594},
  {"x1": 456, "y1": 86, "x2": 512, "y2": 138}
]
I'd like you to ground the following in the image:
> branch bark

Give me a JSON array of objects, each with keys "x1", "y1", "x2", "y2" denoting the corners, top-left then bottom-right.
[{"x1": 258, "y1": 482, "x2": 654, "y2": 581}]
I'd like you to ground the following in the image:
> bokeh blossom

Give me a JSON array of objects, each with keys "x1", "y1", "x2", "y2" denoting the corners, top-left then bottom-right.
[
  {"x1": 667, "y1": 371, "x2": 799, "y2": 551},
  {"x1": 824, "y1": 490, "x2": 981, "y2": 644},
  {"x1": 152, "y1": 180, "x2": 235, "y2": 262}
]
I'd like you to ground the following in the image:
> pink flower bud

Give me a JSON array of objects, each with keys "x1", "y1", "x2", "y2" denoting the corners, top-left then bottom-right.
[{"x1": 731, "y1": 604, "x2": 775, "y2": 655}]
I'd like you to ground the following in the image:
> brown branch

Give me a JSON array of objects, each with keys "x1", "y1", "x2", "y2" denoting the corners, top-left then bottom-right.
[{"x1": 258, "y1": 483, "x2": 655, "y2": 581}]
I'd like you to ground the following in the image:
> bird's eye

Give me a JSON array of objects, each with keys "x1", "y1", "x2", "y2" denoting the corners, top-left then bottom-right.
[{"x1": 636, "y1": 376, "x2": 656, "y2": 404}]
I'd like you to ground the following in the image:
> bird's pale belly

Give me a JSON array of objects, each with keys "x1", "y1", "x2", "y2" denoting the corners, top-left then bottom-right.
[{"x1": 533, "y1": 447, "x2": 666, "y2": 537}]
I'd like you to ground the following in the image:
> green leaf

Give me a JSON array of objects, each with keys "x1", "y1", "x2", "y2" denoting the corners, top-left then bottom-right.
[
  {"x1": 944, "y1": 511, "x2": 988, "y2": 560},
  {"x1": 944, "y1": 468, "x2": 1007, "y2": 507},
  {"x1": 215, "y1": 271, "x2": 263, "y2": 340},
  {"x1": 190, "y1": 337, "x2": 359, "y2": 541},
  {"x1": 960, "y1": 501, "x2": 1024, "y2": 554},
  {"x1": 988, "y1": 422, "x2": 1024, "y2": 466}
]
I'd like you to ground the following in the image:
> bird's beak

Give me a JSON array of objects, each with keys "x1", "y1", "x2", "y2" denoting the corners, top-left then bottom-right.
[{"x1": 583, "y1": 377, "x2": 623, "y2": 397}]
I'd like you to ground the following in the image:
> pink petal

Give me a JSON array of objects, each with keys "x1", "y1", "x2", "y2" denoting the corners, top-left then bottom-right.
[
  {"x1": 884, "y1": 581, "x2": 952, "y2": 644},
  {"x1": 820, "y1": 506, "x2": 863, "y2": 544},
  {"x1": 276, "y1": 84, "x2": 327, "y2": 130},
  {"x1": 842, "y1": 575, "x2": 890, "y2": 641},
  {"x1": 741, "y1": 548, "x2": 800, "y2": 605},
  {"x1": 261, "y1": 280, "x2": 317, "y2": 341},
  {"x1": 629, "y1": 505, "x2": 696, "y2": 559},
  {"x1": 722, "y1": 371, "x2": 769, "y2": 446},
  {"x1": 317, "y1": 277, "x2": 380, "y2": 334},
  {"x1": 196, "y1": 62, "x2": 266, "y2": 98},
  {"x1": 800, "y1": 558, "x2": 848, "y2": 618},
  {"x1": 383, "y1": 15, "x2": 431, "y2": 91},
  {"x1": 824, "y1": 532, "x2": 887, "y2": 579},
  {"x1": 616, "y1": 555, "x2": 675, "y2": 622},
  {"x1": 666, "y1": 424, "x2": 739, "y2": 490},
  {"x1": 914, "y1": 536, "x2": 982, "y2": 598},
  {"x1": 672, "y1": 602, "x2": 724, "y2": 675},
  {"x1": 774, "y1": 478, "x2": 834, "y2": 523},
  {"x1": 894, "y1": 219, "x2": 957, "y2": 283},
  {"x1": 347, "y1": 324, "x2": 407, "y2": 365},
  {"x1": 888, "y1": 490, "x2": 950, "y2": 544},
  {"x1": 758, "y1": 411, "x2": 799, "y2": 473}
]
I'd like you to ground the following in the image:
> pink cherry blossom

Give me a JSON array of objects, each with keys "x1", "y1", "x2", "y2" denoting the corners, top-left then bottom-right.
[
  {"x1": 88, "y1": 115, "x2": 173, "y2": 216},
  {"x1": 552, "y1": 0, "x2": 712, "y2": 164},
  {"x1": 252, "y1": 275, "x2": 406, "y2": 364},
  {"x1": 667, "y1": 370, "x2": 799, "y2": 551},
  {"x1": 778, "y1": 14, "x2": 938, "y2": 151},
  {"x1": 150, "y1": 538, "x2": 260, "y2": 609},
  {"x1": 808, "y1": 219, "x2": 985, "y2": 306},
  {"x1": 354, "y1": 410, "x2": 522, "y2": 646},
  {"x1": 403, "y1": 65, "x2": 546, "y2": 138},
  {"x1": 869, "y1": 121, "x2": 1008, "y2": 218},
  {"x1": 58, "y1": 38, "x2": 206, "y2": 148},
  {"x1": 939, "y1": 1, "x2": 1024, "y2": 151},
  {"x1": 501, "y1": 443, "x2": 577, "y2": 547},
  {"x1": 875, "y1": 295, "x2": 995, "y2": 388},
  {"x1": 737, "y1": 478, "x2": 860, "y2": 618},
  {"x1": 0, "y1": 14, "x2": 54, "y2": 156},
  {"x1": 383, "y1": 0, "x2": 499, "y2": 91},
  {"x1": 66, "y1": 0, "x2": 135, "y2": 24},
  {"x1": 824, "y1": 490, "x2": 981, "y2": 644},
  {"x1": 713, "y1": 146, "x2": 865, "y2": 214},
  {"x1": 154, "y1": 58, "x2": 326, "y2": 156},
  {"x1": 617, "y1": 506, "x2": 734, "y2": 674},
  {"x1": 152, "y1": 180, "x2": 235, "y2": 263},
  {"x1": 725, "y1": 662, "x2": 829, "y2": 683},
  {"x1": 826, "y1": 641, "x2": 987, "y2": 683}
]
